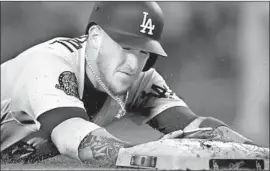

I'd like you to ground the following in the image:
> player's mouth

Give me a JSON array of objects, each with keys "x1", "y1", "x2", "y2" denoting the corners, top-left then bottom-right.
[
  {"x1": 117, "y1": 65, "x2": 137, "y2": 77},
  {"x1": 118, "y1": 71, "x2": 135, "y2": 76}
]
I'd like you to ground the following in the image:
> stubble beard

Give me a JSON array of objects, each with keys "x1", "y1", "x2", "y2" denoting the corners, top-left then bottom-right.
[{"x1": 96, "y1": 60, "x2": 130, "y2": 96}]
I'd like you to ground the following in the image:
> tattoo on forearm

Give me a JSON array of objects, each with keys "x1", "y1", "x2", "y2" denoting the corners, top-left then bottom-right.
[{"x1": 78, "y1": 132, "x2": 126, "y2": 164}]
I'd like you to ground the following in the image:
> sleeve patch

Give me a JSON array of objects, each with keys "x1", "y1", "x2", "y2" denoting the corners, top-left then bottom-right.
[
  {"x1": 55, "y1": 71, "x2": 79, "y2": 98},
  {"x1": 141, "y1": 84, "x2": 179, "y2": 100}
]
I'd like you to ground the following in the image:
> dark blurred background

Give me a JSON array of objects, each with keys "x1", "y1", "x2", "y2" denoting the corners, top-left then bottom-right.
[{"x1": 1, "y1": 2, "x2": 269, "y2": 147}]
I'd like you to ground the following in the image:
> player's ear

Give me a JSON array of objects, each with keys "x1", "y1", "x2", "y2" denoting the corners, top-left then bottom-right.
[{"x1": 88, "y1": 25, "x2": 102, "y2": 50}]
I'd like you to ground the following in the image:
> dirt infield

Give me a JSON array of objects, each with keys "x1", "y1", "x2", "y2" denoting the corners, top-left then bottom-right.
[
  {"x1": 1, "y1": 155, "x2": 156, "y2": 170},
  {"x1": 1, "y1": 155, "x2": 133, "y2": 170},
  {"x1": 1, "y1": 155, "x2": 86, "y2": 170}
]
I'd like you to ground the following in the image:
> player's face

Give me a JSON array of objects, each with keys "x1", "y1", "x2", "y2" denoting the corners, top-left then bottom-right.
[{"x1": 97, "y1": 34, "x2": 150, "y2": 95}]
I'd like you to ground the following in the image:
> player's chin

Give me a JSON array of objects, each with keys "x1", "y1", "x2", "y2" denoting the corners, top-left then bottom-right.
[{"x1": 110, "y1": 81, "x2": 131, "y2": 96}]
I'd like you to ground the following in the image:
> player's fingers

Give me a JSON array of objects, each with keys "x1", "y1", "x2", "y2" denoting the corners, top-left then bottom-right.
[
  {"x1": 27, "y1": 137, "x2": 48, "y2": 148},
  {"x1": 160, "y1": 130, "x2": 184, "y2": 140},
  {"x1": 184, "y1": 131, "x2": 213, "y2": 138},
  {"x1": 183, "y1": 127, "x2": 213, "y2": 139},
  {"x1": 243, "y1": 140, "x2": 258, "y2": 146}
]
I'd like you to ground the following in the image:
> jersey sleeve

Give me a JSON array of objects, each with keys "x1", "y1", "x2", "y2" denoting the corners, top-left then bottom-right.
[
  {"x1": 129, "y1": 68, "x2": 188, "y2": 124},
  {"x1": 24, "y1": 51, "x2": 85, "y2": 120}
]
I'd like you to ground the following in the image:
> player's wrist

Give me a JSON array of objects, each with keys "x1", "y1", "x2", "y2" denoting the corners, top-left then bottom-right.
[{"x1": 78, "y1": 126, "x2": 135, "y2": 165}]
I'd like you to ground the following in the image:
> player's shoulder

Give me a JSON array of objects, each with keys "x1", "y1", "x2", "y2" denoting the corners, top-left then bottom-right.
[
  {"x1": 45, "y1": 35, "x2": 88, "y2": 53},
  {"x1": 138, "y1": 68, "x2": 165, "y2": 83},
  {"x1": 34, "y1": 35, "x2": 87, "y2": 54},
  {"x1": 16, "y1": 35, "x2": 87, "y2": 66},
  {"x1": 24, "y1": 35, "x2": 87, "y2": 56},
  {"x1": 0, "y1": 37, "x2": 70, "y2": 69}
]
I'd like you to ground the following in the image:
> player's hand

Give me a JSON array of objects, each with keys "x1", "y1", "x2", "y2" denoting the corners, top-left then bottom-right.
[{"x1": 160, "y1": 127, "x2": 258, "y2": 146}]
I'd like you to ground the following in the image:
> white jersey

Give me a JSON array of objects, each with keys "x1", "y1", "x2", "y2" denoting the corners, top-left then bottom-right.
[{"x1": 1, "y1": 35, "x2": 187, "y2": 161}]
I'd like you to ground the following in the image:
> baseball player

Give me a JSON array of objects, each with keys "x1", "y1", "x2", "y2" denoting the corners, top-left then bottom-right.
[{"x1": 1, "y1": 2, "x2": 255, "y2": 166}]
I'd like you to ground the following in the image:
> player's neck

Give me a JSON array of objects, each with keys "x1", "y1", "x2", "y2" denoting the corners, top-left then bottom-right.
[
  {"x1": 85, "y1": 63, "x2": 104, "y2": 92},
  {"x1": 84, "y1": 43, "x2": 105, "y2": 92}
]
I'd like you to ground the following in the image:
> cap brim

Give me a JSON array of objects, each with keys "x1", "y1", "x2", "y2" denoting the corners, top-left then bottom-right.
[{"x1": 105, "y1": 28, "x2": 167, "y2": 57}]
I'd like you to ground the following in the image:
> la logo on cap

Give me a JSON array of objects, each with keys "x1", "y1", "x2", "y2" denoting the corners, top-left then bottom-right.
[{"x1": 140, "y1": 12, "x2": 155, "y2": 35}]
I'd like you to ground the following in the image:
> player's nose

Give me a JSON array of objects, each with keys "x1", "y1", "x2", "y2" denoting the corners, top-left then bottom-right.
[{"x1": 124, "y1": 52, "x2": 139, "y2": 72}]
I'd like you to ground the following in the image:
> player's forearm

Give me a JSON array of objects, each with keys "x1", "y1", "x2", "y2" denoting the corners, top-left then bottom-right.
[{"x1": 78, "y1": 127, "x2": 134, "y2": 166}]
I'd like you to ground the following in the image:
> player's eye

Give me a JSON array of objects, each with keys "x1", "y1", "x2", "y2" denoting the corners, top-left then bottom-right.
[
  {"x1": 122, "y1": 47, "x2": 131, "y2": 51},
  {"x1": 122, "y1": 47, "x2": 149, "y2": 57},
  {"x1": 140, "y1": 50, "x2": 148, "y2": 55}
]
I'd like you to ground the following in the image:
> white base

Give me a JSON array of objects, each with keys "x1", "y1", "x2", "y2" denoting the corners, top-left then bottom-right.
[{"x1": 116, "y1": 139, "x2": 269, "y2": 170}]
